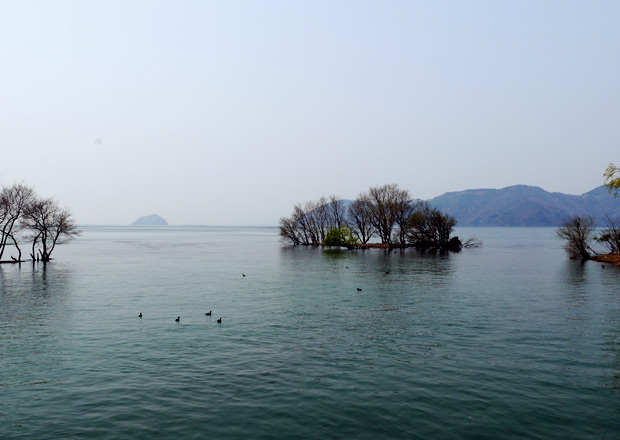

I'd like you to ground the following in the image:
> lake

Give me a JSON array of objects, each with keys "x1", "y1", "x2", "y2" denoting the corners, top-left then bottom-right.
[{"x1": 1, "y1": 226, "x2": 619, "y2": 439}]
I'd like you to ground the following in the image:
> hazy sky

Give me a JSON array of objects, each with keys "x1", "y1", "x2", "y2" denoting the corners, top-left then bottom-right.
[{"x1": 1, "y1": 1, "x2": 618, "y2": 225}]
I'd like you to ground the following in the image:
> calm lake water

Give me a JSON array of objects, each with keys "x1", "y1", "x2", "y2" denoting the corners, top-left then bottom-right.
[{"x1": 1, "y1": 226, "x2": 620, "y2": 439}]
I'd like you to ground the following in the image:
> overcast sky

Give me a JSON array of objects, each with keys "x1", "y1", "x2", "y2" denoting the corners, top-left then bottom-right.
[{"x1": 1, "y1": 1, "x2": 618, "y2": 225}]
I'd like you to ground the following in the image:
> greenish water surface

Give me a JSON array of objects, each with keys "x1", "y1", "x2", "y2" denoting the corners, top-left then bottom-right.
[{"x1": 1, "y1": 226, "x2": 619, "y2": 439}]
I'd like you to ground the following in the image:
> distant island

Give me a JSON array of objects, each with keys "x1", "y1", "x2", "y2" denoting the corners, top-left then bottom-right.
[
  {"x1": 280, "y1": 184, "x2": 474, "y2": 252},
  {"x1": 131, "y1": 214, "x2": 168, "y2": 226}
]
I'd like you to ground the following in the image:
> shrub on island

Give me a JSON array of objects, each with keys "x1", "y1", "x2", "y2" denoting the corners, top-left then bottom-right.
[{"x1": 323, "y1": 227, "x2": 358, "y2": 247}]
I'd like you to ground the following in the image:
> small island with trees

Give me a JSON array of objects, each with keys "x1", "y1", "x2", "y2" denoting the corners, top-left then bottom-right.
[
  {"x1": 280, "y1": 183, "x2": 479, "y2": 252},
  {"x1": 556, "y1": 163, "x2": 620, "y2": 266},
  {"x1": 0, "y1": 182, "x2": 79, "y2": 265},
  {"x1": 557, "y1": 214, "x2": 620, "y2": 266}
]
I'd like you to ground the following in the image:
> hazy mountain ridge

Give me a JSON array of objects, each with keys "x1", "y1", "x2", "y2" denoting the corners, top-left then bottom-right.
[
  {"x1": 336, "y1": 185, "x2": 618, "y2": 226},
  {"x1": 429, "y1": 185, "x2": 619, "y2": 226}
]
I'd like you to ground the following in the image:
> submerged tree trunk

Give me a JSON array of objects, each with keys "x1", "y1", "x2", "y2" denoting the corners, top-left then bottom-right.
[{"x1": 10, "y1": 233, "x2": 22, "y2": 264}]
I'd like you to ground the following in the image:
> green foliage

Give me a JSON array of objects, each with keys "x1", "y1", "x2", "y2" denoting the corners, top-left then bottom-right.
[
  {"x1": 322, "y1": 226, "x2": 358, "y2": 246},
  {"x1": 604, "y1": 163, "x2": 620, "y2": 198}
]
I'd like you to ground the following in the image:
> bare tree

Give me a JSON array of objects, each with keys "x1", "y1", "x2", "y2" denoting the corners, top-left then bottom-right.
[
  {"x1": 308, "y1": 197, "x2": 330, "y2": 244},
  {"x1": 406, "y1": 201, "x2": 460, "y2": 251},
  {"x1": 291, "y1": 203, "x2": 313, "y2": 245},
  {"x1": 0, "y1": 183, "x2": 36, "y2": 261},
  {"x1": 279, "y1": 197, "x2": 336, "y2": 246},
  {"x1": 366, "y1": 184, "x2": 403, "y2": 244},
  {"x1": 21, "y1": 197, "x2": 80, "y2": 262},
  {"x1": 347, "y1": 196, "x2": 376, "y2": 244},
  {"x1": 556, "y1": 215, "x2": 596, "y2": 260},
  {"x1": 327, "y1": 195, "x2": 347, "y2": 230},
  {"x1": 594, "y1": 214, "x2": 620, "y2": 255},
  {"x1": 461, "y1": 237, "x2": 483, "y2": 248},
  {"x1": 279, "y1": 215, "x2": 302, "y2": 245},
  {"x1": 391, "y1": 188, "x2": 415, "y2": 245}
]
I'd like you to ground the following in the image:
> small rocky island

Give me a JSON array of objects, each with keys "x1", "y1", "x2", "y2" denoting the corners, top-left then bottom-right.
[{"x1": 131, "y1": 214, "x2": 168, "y2": 226}]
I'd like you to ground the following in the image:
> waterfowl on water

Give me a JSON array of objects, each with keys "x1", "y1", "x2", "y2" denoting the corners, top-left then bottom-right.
[
  {"x1": 175, "y1": 316, "x2": 180, "y2": 323},
  {"x1": 205, "y1": 311, "x2": 212, "y2": 316},
  {"x1": 217, "y1": 318, "x2": 222, "y2": 323},
  {"x1": 138, "y1": 312, "x2": 142, "y2": 318},
  {"x1": 357, "y1": 288, "x2": 362, "y2": 291},
  {"x1": 243, "y1": 273, "x2": 246, "y2": 277}
]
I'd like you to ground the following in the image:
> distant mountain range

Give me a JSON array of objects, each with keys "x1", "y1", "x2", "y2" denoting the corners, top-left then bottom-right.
[
  {"x1": 429, "y1": 185, "x2": 619, "y2": 227},
  {"x1": 336, "y1": 185, "x2": 618, "y2": 227}
]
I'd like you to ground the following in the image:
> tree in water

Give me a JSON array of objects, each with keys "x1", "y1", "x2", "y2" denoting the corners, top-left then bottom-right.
[
  {"x1": 406, "y1": 201, "x2": 461, "y2": 252},
  {"x1": 326, "y1": 195, "x2": 347, "y2": 230},
  {"x1": 347, "y1": 196, "x2": 376, "y2": 244},
  {"x1": 21, "y1": 197, "x2": 80, "y2": 262},
  {"x1": 556, "y1": 215, "x2": 596, "y2": 260},
  {"x1": 0, "y1": 183, "x2": 36, "y2": 261},
  {"x1": 594, "y1": 214, "x2": 620, "y2": 255},
  {"x1": 279, "y1": 215, "x2": 302, "y2": 245},
  {"x1": 364, "y1": 184, "x2": 412, "y2": 245},
  {"x1": 279, "y1": 196, "x2": 346, "y2": 246}
]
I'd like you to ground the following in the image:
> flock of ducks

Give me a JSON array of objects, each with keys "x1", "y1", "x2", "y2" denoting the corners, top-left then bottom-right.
[
  {"x1": 135, "y1": 273, "x2": 249, "y2": 325},
  {"x1": 138, "y1": 311, "x2": 222, "y2": 324},
  {"x1": 135, "y1": 271, "x2": 369, "y2": 325}
]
